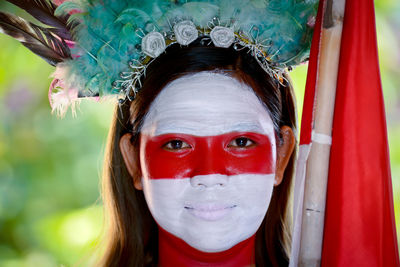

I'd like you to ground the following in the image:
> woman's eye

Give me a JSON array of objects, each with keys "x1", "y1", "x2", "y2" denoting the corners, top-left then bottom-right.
[
  {"x1": 228, "y1": 137, "x2": 255, "y2": 148},
  {"x1": 163, "y1": 140, "x2": 191, "y2": 151}
]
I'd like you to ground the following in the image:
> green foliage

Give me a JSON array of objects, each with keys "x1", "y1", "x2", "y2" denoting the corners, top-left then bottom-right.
[{"x1": 0, "y1": 4, "x2": 113, "y2": 262}]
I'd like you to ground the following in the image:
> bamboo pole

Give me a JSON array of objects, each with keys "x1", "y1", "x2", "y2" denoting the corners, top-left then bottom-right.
[{"x1": 298, "y1": 0, "x2": 346, "y2": 266}]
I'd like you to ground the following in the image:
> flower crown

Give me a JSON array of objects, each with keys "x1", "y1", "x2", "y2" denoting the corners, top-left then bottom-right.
[{"x1": 0, "y1": 0, "x2": 318, "y2": 116}]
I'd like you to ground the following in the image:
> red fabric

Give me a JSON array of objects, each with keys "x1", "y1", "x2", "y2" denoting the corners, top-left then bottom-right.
[
  {"x1": 140, "y1": 132, "x2": 274, "y2": 179},
  {"x1": 299, "y1": 0, "x2": 325, "y2": 145},
  {"x1": 321, "y1": 0, "x2": 399, "y2": 266}
]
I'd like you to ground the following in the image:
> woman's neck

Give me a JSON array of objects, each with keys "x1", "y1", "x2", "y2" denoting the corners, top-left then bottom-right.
[{"x1": 158, "y1": 227, "x2": 255, "y2": 267}]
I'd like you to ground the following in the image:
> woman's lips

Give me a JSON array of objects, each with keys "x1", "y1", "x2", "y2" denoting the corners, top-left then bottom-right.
[{"x1": 184, "y1": 203, "x2": 237, "y2": 221}]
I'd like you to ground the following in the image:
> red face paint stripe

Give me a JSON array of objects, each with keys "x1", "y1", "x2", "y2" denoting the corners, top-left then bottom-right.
[{"x1": 140, "y1": 132, "x2": 275, "y2": 179}]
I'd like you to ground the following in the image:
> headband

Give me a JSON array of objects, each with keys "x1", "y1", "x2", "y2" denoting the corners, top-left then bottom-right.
[{"x1": 0, "y1": 0, "x2": 318, "y2": 116}]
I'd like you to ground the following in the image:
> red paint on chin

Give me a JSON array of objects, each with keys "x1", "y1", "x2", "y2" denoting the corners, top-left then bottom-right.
[
  {"x1": 141, "y1": 132, "x2": 274, "y2": 179},
  {"x1": 158, "y1": 227, "x2": 255, "y2": 267}
]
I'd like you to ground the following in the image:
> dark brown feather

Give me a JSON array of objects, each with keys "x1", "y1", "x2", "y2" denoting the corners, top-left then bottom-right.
[
  {"x1": 0, "y1": 11, "x2": 72, "y2": 66},
  {"x1": 5, "y1": 0, "x2": 75, "y2": 40}
]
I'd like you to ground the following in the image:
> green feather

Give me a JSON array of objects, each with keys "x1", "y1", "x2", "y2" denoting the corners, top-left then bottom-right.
[{"x1": 56, "y1": 0, "x2": 318, "y2": 98}]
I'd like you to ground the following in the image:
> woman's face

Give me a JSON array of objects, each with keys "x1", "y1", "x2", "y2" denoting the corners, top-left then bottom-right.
[{"x1": 126, "y1": 72, "x2": 282, "y2": 252}]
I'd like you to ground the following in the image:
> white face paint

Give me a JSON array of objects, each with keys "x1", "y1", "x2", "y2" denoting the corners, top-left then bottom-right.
[
  {"x1": 140, "y1": 72, "x2": 277, "y2": 252},
  {"x1": 140, "y1": 72, "x2": 275, "y2": 138}
]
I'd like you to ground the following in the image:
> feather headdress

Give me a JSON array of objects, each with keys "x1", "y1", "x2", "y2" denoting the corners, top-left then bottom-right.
[{"x1": 1, "y1": 0, "x2": 318, "y2": 116}]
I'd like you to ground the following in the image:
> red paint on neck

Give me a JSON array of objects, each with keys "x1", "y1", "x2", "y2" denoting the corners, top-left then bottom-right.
[{"x1": 158, "y1": 227, "x2": 255, "y2": 267}]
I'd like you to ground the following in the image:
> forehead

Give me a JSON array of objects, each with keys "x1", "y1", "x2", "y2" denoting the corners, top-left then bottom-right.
[{"x1": 141, "y1": 72, "x2": 274, "y2": 137}]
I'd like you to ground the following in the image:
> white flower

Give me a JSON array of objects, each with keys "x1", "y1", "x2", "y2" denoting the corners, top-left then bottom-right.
[
  {"x1": 210, "y1": 26, "x2": 235, "y2": 48},
  {"x1": 174, "y1": 20, "x2": 198, "y2": 46},
  {"x1": 141, "y1": 32, "x2": 166, "y2": 58}
]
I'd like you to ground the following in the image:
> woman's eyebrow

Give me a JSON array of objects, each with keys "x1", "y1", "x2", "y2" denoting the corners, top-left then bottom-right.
[
  {"x1": 147, "y1": 121, "x2": 272, "y2": 137},
  {"x1": 222, "y1": 122, "x2": 266, "y2": 133}
]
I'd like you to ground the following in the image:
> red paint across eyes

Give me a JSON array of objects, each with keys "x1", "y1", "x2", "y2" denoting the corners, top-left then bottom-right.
[{"x1": 140, "y1": 132, "x2": 275, "y2": 179}]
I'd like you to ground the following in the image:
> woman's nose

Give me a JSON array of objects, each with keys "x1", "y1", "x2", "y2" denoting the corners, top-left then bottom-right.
[
  {"x1": 190, "y1": 174, "x2": 229, "y2": 188},
  {"x1": 191, "y1": 138, "x2": 228, "y2": 176}
]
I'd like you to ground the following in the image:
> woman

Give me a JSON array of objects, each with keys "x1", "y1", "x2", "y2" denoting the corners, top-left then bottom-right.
[
  {"x1": 0, "y1": 0, "x2": 316, "y2": 265},
  {"x1": 102, "y1": 41, "x2": 296, "y2": 266}
]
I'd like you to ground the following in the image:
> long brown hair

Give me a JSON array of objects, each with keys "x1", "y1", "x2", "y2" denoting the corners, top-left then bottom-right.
[{"x1": 100, "y1": 39, "x2": 297, "y2": 266}]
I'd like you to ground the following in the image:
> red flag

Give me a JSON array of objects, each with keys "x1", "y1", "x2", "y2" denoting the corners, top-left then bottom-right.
[
  {"x1": 321, "y1": 0, "x2": 399, "y2": 266},
  {"x1": 289, "y1": 2, "x2": 323, "y2": 264}
]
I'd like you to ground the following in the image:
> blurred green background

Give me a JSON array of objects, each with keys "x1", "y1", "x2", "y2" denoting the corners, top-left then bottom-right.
[{"x1": 0, "y1": 1, "x2": 399, "y2": 266}]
